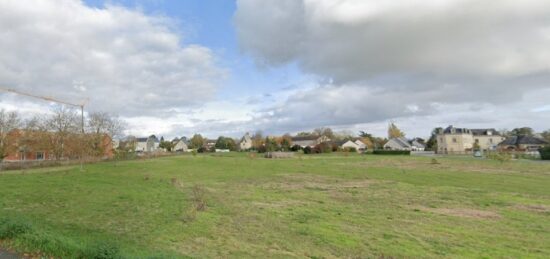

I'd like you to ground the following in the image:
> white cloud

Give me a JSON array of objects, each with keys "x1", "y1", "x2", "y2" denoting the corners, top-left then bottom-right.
[
  {"x1": 0, "y1": 0, "x2": 225, "y2": 117},
  {"x1": 234, "y1": 0, "x2": 550, "y2": 135}
]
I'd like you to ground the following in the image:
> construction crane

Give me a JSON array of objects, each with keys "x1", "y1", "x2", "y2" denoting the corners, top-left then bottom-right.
[
  {"x1": 0, "y1": 86, "x2": 87, "y2": 133},
  {"x1": 0, "y1": 86, "x2": 88, "y2": 170}
]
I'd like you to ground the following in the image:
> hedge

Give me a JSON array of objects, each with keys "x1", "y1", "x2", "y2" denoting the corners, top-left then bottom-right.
[
  {"x1": 372, "y1": 150, "x2": 411, "y2": 155},
  {"x1": 540, "y1": 147, "x2": 550, "y2": 160}
]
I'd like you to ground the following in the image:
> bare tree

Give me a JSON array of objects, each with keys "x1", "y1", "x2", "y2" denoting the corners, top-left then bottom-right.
[
  {"x1": 0, "y1": 110, "x2": 21, "y2": 166},
  {"x1": 86, "y1": 112, "x2": 125, "y2": 158},
  {"x1": 45, "y1": 106, "x2": 79, "y2": 160}
]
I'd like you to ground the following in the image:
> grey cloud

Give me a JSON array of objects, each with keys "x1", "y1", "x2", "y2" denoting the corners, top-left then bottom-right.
[
  {"x1": 235, "y1": 0, "x2": 550, "y2": 102},
  {"x1": 0, "y1": 0, "x2": 225, "y2": 116}
]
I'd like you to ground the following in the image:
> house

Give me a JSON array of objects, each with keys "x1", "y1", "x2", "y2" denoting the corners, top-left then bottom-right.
[
  {"x1": 205, "y1": 139, "x2": 217, "y2": 150},
  {"x1": 291, "y1": 135, "x2": 331, "y2": 148},
  {"x1": 384, "y1": 137, "x2": 412, "y2": 151},
  {"x1": 410, "y1": 138, "x2": 426, "y2": 151},
  {"x1": 471, "y1": 129, "x2": 504, "y2": 151},
  {"x1": 498, "y1": 136, "x2": 548, "y2": 152},
  {"x1": 135, "y1": 135, "x2": 159, "y2": 152},
  {"x1": 340, "y1": 139, "x2": 367, "y2": 152},
  {"x1": 239, "y1": 133, "x2": 253, "y2": 150},
  {"x1": 436, "y1": 126, "x2": 504, "y2": 154},
  {"x1": 172, "y1": 138, "x2": 188, "y2": 152}
]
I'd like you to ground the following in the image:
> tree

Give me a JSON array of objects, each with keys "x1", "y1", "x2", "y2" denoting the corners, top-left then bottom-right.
[
  {"x1": 45, "y1": 106, "x2": 79, "y2": 160},
  {"x1": 0, "y1": 110, "x2": 21, "y2": 163},
  {"x1": 87, "y1": 112, "x2": 125, "y2": 157},
  {"x1": 542, "y1": 130, "x2": 550, "y2": 143},
  {"x1": 387, "y1": 122, "x2": 405, "y2": 139},
  {"x1": 510, "y1": 127, "x2": 534, "y2": 136},
  {"x1": 252, "y1": 130, "x2": 264, "y2": 150},
  {"x1": 359, "y1": 131, "x2": 375, "y2": 149},
  {"x1": 314, "y1": 127, "x2": 335, "y2": 139},
  {"x1": 189, "y1": 134, "x2": 205, "y2": 149},
  {"x1": 425, "y1": 127, "x2": 443, "y2": 150},
  {"x1": 215, "y1": 136, "x2": 237, "y2": 151},
  {"x1": 280, "y1": 134, "x2": 293, "y2": 151},
  {"x1": 265, "y1": 137, "x2": 278, "y2": 152},
  {"x1": 159, "y1": 138, "x2": 175, "y2": 152}
]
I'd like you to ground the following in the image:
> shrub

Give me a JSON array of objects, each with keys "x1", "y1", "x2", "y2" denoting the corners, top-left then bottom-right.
[
  {"x1": 257, "y1": 145, "x2": 267, "y2": 153},
  {"x1": 314, "y1": 142, "x2": 332, "y2": 154},
  {"x1": 303, "y1": 146, "x2": 313, "y2": 154},
  {"x1": 539, "y1": 147, "x2": 550, "y2": 160},
  {"x1": 197, "y1": 147, "x2": 207, "y2": 153},
  {"x1": 343, "y1": 147, "x2": 357, "y2": 153},
  {"x1": 372, "y1": 150, "x2": 411, "y2": 155},
  {"x1": 290, "y1": 145, "x2": 302, "y2": 152},
  {"x1": 487, "y1": 152, "x2": 511, "y2": 163}
]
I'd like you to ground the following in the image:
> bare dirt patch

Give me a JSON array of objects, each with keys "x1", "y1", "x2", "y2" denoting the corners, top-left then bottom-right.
[
  {"x1": 417, "y1": 206, "x2": 501, "y2": 219},
  {"x1": 515, "y1": 204, "x2": 550, "y2": 213}
]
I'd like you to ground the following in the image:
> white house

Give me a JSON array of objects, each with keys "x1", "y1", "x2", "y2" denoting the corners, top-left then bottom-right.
[
  {"x1": 341, "y1": 139, "x2": 367, "y2": 152},
  {"x1": 384, "y1": 137, "x2": 412, "y2": 151},
  {"x1": 172, "y1": 138, "x2": 188, "y2": 152},
  {"x1": 239, "y1": 133, "x2": 253, "y2": 150},
  {"x1": 135, "y1": 135, "x2": 160, "y2": 152}
]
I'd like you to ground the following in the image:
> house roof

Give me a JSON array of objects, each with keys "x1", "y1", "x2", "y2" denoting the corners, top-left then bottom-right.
[
  {"x1": 471, "y1": 128, "x2": 499, "y2": 136},
  {"x1": 387, "y1": 137, "x2": 412, "y2": 148},
  {"x1": 442, "y1": 125, "x2": 471, "y2": 134},
  {"x1": 499, "y1": 136, "x2": 548, "y2": 146}
]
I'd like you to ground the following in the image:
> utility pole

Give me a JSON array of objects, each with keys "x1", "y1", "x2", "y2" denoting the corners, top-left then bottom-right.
[{"x1": 0, "y1": 86, "x2": 88, "y2": 171}]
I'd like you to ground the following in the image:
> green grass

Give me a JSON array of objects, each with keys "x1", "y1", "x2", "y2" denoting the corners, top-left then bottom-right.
[{"x1": 1, "y1": 153, "x2": 549, "y2": 258}]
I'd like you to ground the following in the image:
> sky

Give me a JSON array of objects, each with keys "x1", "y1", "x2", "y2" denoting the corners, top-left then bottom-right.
[{"x1": 0, "y1": 0, "x2": 549, "y2": 139}]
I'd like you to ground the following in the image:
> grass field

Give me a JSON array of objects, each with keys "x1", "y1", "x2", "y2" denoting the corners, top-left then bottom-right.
[{"x1": 1, "y1": 153, "x2": 549, "y2": 258}]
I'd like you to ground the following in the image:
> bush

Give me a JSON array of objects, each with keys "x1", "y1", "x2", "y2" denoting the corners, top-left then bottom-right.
[
  {"x1": 372, "y1": 150, "x2": 411, "y2": 155},
  {"x1": 303, "y1": 146, "x2": 313, "y2": 154},
  {"x1": 290, "y1": 145, "x2": 302, "y2": 152},
  {"x1": 314, "y1": 142, "x2": 332, "y2": 154},
  {"x1": 539, "y1": 147, "x2": 550, "y2": 160},
  {"x1": 257, "y1": 145, "x2": 267, "y2": 153},
  {"x1": 487, "y1": 152, "x2": 511, "y2": 163},
  {"x1": 343, "y1": 147, "x2": 357, "y2": 153},
  {"x1": 197, "y1": 147, "x2": 207, "y2": 153}
]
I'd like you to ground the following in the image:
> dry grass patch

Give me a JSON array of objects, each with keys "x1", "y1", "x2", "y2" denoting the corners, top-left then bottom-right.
[
  {"x1": 417, "y1": 206, "x2": 501, "y2": 219},
  {"x1": 515, "y1": 204, "x2": 550, "y2": 214},
  {"x1": 261, "y1": 174, "x2": 373, "y2": 191}
]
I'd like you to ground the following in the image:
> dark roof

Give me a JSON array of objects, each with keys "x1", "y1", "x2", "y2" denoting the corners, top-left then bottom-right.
[
  {"x1": 471, "y1": 128, "x2": 499, "y2": 136},
  {"x1": 442, "y1": 125, "x2": 470, "y2": 134},
  {"x1": 499, "y1": 136, "x2": 548, "y2": 146},
  {"x1": 136, "y1": 137, "x2": 148, "y2": 142}
]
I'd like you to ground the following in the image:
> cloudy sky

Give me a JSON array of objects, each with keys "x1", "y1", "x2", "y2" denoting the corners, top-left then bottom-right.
[{"x1": 1, "y1": 0, "x2": 549, "y2": 139}]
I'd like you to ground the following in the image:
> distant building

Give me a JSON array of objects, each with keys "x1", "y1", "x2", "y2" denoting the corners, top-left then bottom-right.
[
  {"x1": 291, "y1": 135, "x2": 331, "y2": 148},
  {"x1": 384, "y1": 137, "x2": 412, "y2": 151},
  {"x1": 135, "y1": 135, "x2": 160, "y2": 152},
  {"x1": 239, "y1": 133, "x2": 253, "y2": 150},
  {"x1": 340, "y1": 139, "x2": 367, "y2": 152},
  {"x1": 172, "y1": 138, "x2": 189, "y2": 152},
  {"x1": 436, "y1": 126, "x2": 504, "y2": 154},
  {"x1": 498, "y1": 136, "x2": 548, "y2": 152}
]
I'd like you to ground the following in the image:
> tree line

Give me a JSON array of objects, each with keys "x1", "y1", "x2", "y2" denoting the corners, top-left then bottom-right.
[{"x1": 0, "y1": 107, "x2": 124, "y2": 163}]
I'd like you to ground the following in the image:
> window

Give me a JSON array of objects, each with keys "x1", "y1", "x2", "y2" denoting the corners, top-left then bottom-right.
[
  {"x1": 452, "y1": 138, "x2": 457, "y2": 143},
  {"x1": 36, "y1": 151, "x2": 45, "y2": 160}
]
